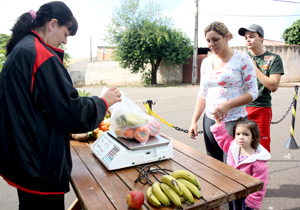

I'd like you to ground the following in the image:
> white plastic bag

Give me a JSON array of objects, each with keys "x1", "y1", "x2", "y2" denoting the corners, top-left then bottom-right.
[{"x1": 110, "y1": 95, "x2": 160, "y2": 144}]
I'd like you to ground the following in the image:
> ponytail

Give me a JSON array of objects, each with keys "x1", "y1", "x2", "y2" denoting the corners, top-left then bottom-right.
[{"x1": 6, "y1": 12, "x2": 33, "y2": 56}]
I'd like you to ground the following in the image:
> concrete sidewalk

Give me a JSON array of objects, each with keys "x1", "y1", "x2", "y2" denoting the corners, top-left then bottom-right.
[{"x1": 0, "y1": 85, "x2": 299, "y2": 210}]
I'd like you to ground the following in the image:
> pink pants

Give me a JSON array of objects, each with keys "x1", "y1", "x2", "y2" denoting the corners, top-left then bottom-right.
[{"x1": 246, "y1": 107, "x2": 272, "y2": 153}]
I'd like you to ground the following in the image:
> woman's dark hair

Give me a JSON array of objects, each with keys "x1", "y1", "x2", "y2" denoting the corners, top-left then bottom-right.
[
  {"x1": 231, "y1": 117, "x2": 260, "y2": 149},
  {"x1": 6, "y1": 1, "x2": 78, "y2": 56},
  {"x1": 204, "y1": 21, "x2": 233, "y2": 40}
]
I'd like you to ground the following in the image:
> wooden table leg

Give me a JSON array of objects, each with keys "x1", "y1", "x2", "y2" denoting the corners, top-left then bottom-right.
[{"x1": 67, "y1": 198, "x2": 82, "y2": 210}]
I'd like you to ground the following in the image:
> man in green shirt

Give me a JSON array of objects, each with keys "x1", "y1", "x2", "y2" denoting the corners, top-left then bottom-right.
[{"x1": 238, "y1": 24, "x2": 284, "y2": 152}]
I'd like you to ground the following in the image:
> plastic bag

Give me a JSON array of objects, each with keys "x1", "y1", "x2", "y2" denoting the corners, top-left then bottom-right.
[
  {"x1": 99, "y1": 86, "x2": 125, "y2": 113},
  {"x1": 110, "y1": 95, "x2": 160, "y2": 144}
]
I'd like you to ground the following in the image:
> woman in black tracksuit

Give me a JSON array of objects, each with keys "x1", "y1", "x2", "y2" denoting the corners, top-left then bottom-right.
[{"x1": 0, "y1": 1, "x2": 121, "y2": 209}]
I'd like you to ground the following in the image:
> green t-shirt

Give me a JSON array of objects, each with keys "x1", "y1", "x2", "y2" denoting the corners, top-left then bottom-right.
[{"x1": 247, "y1": 51, "x2": 284, "y2": 107}]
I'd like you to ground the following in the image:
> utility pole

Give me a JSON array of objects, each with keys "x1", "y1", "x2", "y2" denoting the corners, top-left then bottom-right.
[
  {"x1": 90, "y1": 35, "x2": 92, "y2": 61},
  {"x1": 192, "y1": 0, "x2": 199, "y2": 85}
]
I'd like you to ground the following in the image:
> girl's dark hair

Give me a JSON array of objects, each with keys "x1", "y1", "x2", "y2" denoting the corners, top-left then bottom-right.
[
  {"x1": 6, "y1": 1, "x2": 78, "y2": 56},
  {"x1": 231, "y1": 117, "x2": 260, "y2": 149}
]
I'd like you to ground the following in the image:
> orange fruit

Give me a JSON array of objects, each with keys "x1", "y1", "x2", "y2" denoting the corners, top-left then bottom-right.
[
  {"x1": 123, "y1": 128, "x2": 135, "y2": 139},
  {"x1": 100, "y1": 125, "x2": 109, "y2": 132},
  {"x1": 99, "y1": 121, "x2": 105, "y2": 128}
]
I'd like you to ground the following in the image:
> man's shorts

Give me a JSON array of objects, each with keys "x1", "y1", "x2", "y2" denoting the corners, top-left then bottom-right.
[{"x1": 246, "y1": 107, "x2": 272, "y2": 152}]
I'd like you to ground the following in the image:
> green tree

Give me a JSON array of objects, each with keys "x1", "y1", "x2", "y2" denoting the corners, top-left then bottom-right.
[
  {"x1": 105, "y1": 0, "x2": 193, "y2": 84},
  {"x1": 105, "y1": 0, "x2": 173, "y2": 46},
  {"x1": 282, "y1": 19, "x2": 300, "y2": 45},
  {"x1": 0, "y1": 33, "x2": 11, "y2": 74},
  {"x1": 114, "y1": 20, "x2": 193, "y2": 84},
  {"x1": 59, "y1": 44, "x2": 72, "y2": 69}
]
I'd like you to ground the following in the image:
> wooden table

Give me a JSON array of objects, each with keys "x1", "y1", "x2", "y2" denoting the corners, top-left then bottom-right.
[{"x1": 69, "y1": 134, "x2": 263, "y2": 210}]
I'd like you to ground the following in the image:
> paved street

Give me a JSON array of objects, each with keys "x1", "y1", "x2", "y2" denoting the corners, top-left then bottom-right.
[{"x1": 1, "y1": 85, "x2": 299, "y2": 210}]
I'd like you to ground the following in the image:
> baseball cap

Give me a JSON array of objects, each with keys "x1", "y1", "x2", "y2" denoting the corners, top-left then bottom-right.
[{"x1": 238, "y1": 24, "x2": 264, "y2": 37}]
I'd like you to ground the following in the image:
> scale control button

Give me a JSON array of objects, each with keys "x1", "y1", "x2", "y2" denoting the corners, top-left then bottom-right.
[{"x1": 104, "y1": 147, "x2": 119, "y2": 165}]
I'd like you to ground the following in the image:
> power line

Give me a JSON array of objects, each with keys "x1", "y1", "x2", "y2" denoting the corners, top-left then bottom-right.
[
  {"x1": 173, "y1": 9, "x2": 300, "y2": 21},
  {"x1": 168, "y1": 2, "x2": 182, "y2": 11},
  {"x1": 273, "y1": 0, "x2": 300, "y2": 3},
  {"x1": 174, "y1": 12, "x2": 300, "y2": 21},
  {"x1": 174, "y1": 13, "x2": 194, "y2": 21},
  {"x1": 199, "y1": 12, "x2": 300, "y2": 17},
  {"x1": 165, "y1": 0, "x2": 182, "y2": 11}
]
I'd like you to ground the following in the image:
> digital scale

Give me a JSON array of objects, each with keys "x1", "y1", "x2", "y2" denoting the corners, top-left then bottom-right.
[{"x1": 91, "y1": 131, "x2": 173, "y2": 170}]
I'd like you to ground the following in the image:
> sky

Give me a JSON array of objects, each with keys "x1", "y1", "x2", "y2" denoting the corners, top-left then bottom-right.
[{"x1": 1, "y1": 0, "x2": 300, "y2": 59}]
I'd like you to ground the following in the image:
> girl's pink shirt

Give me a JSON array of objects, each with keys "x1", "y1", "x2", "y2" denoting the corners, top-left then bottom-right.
[{"x1": 210, "y1": 121, "x2": 271, "y2": 209}]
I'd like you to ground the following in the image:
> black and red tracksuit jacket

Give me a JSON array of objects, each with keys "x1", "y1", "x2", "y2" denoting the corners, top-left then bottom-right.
[{"x1": 0, "y1": 31, "x2": 107, "y2": 194}]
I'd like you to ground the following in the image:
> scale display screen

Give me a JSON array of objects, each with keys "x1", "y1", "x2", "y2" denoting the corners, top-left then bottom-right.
[{"x1": 94, "y1": 136, "x2": 115, "y2": 158}]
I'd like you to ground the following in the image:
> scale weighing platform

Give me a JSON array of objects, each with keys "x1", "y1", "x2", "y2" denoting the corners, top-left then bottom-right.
[{"x1": 91, "y1": 131, "x2": 173, "y2": 170}]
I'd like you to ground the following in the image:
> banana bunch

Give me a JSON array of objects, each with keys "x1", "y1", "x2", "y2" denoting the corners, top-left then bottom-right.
[
  {"x1": 171, "y1": 170, "x2": 202, "y2": 199},
  {"x1": 170, "y1": 170, "x2": 201, "y2": 190},
  {"x1": 146, "y1": 170, "x2": 202, "y2": 208}
]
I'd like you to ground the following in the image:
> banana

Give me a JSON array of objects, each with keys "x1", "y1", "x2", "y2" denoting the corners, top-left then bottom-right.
[
  {"x1": 116, "y1": 113, "x2": 148, "y2": 127},
  {"x1": 177, "y1": 178, "x2": 201, "y2": 199},
  {"x1": 160, "y1": 183, "x2": 182, "y2": 208},
  {"x1": 146, "y1": 187, "x2": 162, "y2": 207},
  {"x1": 170, "y1": 170, "x2": 201, "y2": 189},
  {"x1": 176, "y1": 179, "x2": 194, "y2": 204},
  {"x1": 152, "y1": 182, "x2": 171, "y2": 206},
  {"x1": 196, "y1": 178, "x2": 201, "y2": 190},
  {"x1": 161, "y1": 175, "x2": 183, "y2": 196},
  {"x1": 180, "y1": 196, "x2": 187, "y2": 203},
  {"x1": 165, "y1": 192, "x2": 172, "y2": 203},
  {"x1": 126, "y1": 113, "x2": 148, "y2": 126}
]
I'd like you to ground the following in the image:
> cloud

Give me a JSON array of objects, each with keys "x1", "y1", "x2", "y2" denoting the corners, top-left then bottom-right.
[
  {"x1": 67, "y1": 1, "x2": 115, "y2": 58},
  {"x1": 168, "y1": 0, "x2": 300, "y2": 47},
  {"x1": 0, "y1": 0, "x2": 116, "y2": 59}
]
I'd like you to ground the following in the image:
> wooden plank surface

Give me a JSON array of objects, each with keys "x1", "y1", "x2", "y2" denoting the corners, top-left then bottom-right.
[
  {"x1": 170, "y1": 136, "x2": 264, "y2": 195},
  {"x1": 116, "y1": 161, "x2": 206, "y2": 210},
  {"x1": 70, "y1": 134, "x2": 264, "y2": 210},
  {"x1": 114, "y1": 165, "x2": 170, "y2": 210},
  {"x1": 71, "y1": 140, "x2": 140, "y2": 210},
  {"x1": 157, "y1": 160, "x2": 225, "y2": 209},
  {"x1": 172, "y1": 149, "x2": 246, "y2": 202},
  {"x1": 70, "y1": 143, "x2": 115, "y2": 210}
]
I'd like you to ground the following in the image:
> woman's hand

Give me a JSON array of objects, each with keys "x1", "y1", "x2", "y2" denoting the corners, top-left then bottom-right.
[
  {"x1": 188, "y1": 122, "x2": 198, "y2": 139},
  {"x1": 213, "y1": 102, "x2": 230, "y2": 121},
  {"x1": 102, "y1": 87, "x2": 122, "y2": 107}
]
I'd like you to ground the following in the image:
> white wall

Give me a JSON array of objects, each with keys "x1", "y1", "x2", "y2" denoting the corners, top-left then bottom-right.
[
  {"x1": 69, "y1": 45, "x2": 300, "y2": 85},
  {"x1": 85, "y1": 60, "x2": 183, "y2": 85},
  {"x1": 231, "y1": 45, "x2": 300, "y2": 83}
]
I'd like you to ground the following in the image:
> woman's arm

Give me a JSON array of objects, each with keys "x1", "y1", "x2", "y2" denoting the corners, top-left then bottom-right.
[
  {"x1": 189, "y1": 97, "x2": 205, "y2": 138},
  {"x1": 189, "y1": 60, "x2": 208, "y2": 138},
  {"x1": 213, "y1": 92, "x2": 253, "y2": 120},
  {"x1": 213, "y1": 53, "x2": 258, "y2": 120},
  {"x1": 210, "y1": 121, "x2": 233, "y2": 153}
]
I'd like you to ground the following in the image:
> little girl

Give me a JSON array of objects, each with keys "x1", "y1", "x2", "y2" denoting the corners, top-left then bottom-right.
[{"x1": 210, "y1": 117, "x2": 270, "y2": 210}]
